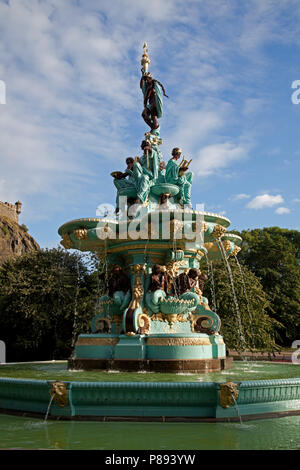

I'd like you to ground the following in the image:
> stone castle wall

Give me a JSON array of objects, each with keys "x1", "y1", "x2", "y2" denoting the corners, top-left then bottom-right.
[{"x1": 0, "y1": 201, "x2": 22, "y2": 224}]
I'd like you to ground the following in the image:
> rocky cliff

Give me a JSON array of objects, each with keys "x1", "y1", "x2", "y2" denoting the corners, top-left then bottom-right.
[{"x1": 0, "y1": 216, "x2": 40, "y2": 265}]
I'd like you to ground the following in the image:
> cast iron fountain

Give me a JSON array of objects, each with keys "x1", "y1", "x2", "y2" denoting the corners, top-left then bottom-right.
[
  {"x1": 58, "y1": 43, "x2": 242, "y2": 374},
  {"x1": 0, "y1": 45, "x2": 299, "y2": 424}
]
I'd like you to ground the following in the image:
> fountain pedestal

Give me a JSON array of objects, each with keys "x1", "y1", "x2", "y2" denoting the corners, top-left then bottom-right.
[
  {"x1": 68, "y1": 326, "x2": 232, "y2": 373},
  {"x1": 60, "y1": 207, "x2": 241, "y2": 373}
]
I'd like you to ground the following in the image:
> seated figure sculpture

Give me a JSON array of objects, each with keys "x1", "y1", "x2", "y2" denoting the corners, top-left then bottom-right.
[
  {"x1": 140, "y1": 139, "x2": 160, "y2": 181},
  {"x1": 99, "y1": 265, "x2": 131, "y2": 312},
  {"x1": 112, "y1": 155, "x2": 152, "y2": 215},
  {"x1": 165, "y1": 147, "x2": 193, "y2": 208},
  {"x1": 145, "y1": 264, "x2": 169, "y2": 313},
  {"x1": 112, "y1": 157, "x2": 136, "y2": 214},
  {"x1": 198, "y1": 272, "x2": 209, "y2": 307},
  {"x1": 172, "y1": 268, "x2": 201, "y2": 310}
]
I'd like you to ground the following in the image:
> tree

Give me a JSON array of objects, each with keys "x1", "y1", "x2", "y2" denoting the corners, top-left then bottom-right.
[
  {"x1": 201, "y1": 256, "x2": 280, "y2": 353},
  {"x1": 236, "y1": 227, "x2": 300, "y2": 346},
  {"x1": 0, "y1": 248, "x2": 103, "y2": 361}
]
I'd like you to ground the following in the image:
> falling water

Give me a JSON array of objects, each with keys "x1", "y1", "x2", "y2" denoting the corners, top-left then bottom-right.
[
  {"x1": 231, "y1": 394, "x2": 243, "y2": 425},
  {"x1": 94, "y1": 254, "x2": 101, "y2": 315},
  {"x1": 234, "y1": 254, "x2": 256, "y2": 350},
  {"x1": 234, "y1": 255, "x2": 252, "y2": 319},
  {"x1": 217, "y1": 240, "x2": 246, "y2": 350},
  {"x1": 71, "y1": 260, "x2": 80, "y2": 354},
  {"x1": 204, "y1": 254, "x2": 217, "y2": 313},
  {"x1": 44, "y1": 394, "x2": 55, "y2": 422},
  {"x1": 52, "y1": 251, "x2": 68, "y2": 360}
]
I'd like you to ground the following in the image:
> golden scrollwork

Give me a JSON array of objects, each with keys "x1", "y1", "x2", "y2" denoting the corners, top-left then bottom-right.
[
  {"x1": 189, "y1": 314, "x2": 214, "y2": 333},
  {"x1": 165, "y1": 258, "x2": 186, "y2": 279},
  {"x1": 76, "y1": 337, "x2": 119, "y2": 346},
  {"x1": 212, "y1": 224, "x2": 227, "y2": 240},
  {"x1": 50, "y1": 381, "x2": 68, "y2": 407},
  {"x1": 137, "y1": 311, "x2": 151, "y2": 335},
  {"x1": 73, "y1": 228, "x2": 88, "y2": 240},
  {"x1": 128, "y1": 264, "x2": 146, "y2": 311},
  {"x1": 222, "y1": 240, "x2": 232, "y2": 251},
  {"x1": 219, "y1": 382, "x2": 239, "y2": 409},
  {"x1": 146, "y1": 337, "x2": 211, "y2": 346},
  {"x1": 232, "y1": 245, "x2": 241, "y2": 256},
  {"x1": 60, "y1": 233, "x2": 73, "y2": 249},
  {"x1": 93, "y1": 317, "x2": 111, "y2": 333},
  {"x1": 194, "y1": 286, "x2": 203, "y2": 297}
]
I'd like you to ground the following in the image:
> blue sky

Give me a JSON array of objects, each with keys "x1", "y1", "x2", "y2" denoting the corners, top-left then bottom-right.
[{"x1": 0, "y1": 0, "x2": 300, "y2": 249}]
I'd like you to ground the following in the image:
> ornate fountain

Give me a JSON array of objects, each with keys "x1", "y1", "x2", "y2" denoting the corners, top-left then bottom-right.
[
  {"x1": 58, "y1": 44, "x2": 242, "y2": 373},
  {"x1": 0, "y1": 45, "x2": 299, "y2": 426}
]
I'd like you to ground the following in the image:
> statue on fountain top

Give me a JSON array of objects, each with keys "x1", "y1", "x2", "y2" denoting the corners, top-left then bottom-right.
[
  {"x1": 140, "y1": 43, "x2": 169, "y2": 131},
  {"x1": 111, "y1": 44, "x2": 194, "y2": 215}
]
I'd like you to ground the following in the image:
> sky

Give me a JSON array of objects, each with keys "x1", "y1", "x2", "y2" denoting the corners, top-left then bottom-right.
[{"x1": 0, "y1": 0, "x2": 300, "y2": 249}]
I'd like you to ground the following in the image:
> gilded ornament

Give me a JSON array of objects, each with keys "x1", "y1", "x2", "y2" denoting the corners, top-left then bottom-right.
[
  {"x1": 73, "y1": 228, "x2": 88, "y2": 240},
  {"x1": 127, "y1": 264, "x2": 145, "y2": 311},
  {"x1": 219, "y1": 382, "x2": 239, "y2": 409},
  {"x1": 93, "y1": 317, "x2": 111, "y2": 333},
  {"x1": 60, "y1": 233, "x2": 73, "y2": 249},
  {"x1": 232, "y1": 245, "x2": 241, "y2": 256},
  {"x1": 222, "y1": 240, "x2": 232, "y2": 251},
  {"x1": 141, "y1": 42, "x2": 150, "y2": 73},
  {"x1": 190, "y1": 314, "x2": 214, "y2": 334},
  {"x1": 49, "y1": 381, "x2": 68, "y2": 407},
  {"x1": 212, "y1": 224, "x2": 227, "y2": 240},
  {"x1": 150, "y1": 311, "x2": 189, "y2": 330},
  {"x1": 76, "y1": 337, "x2": 119, "y2": 346},
  {"x1": 147, "y1": 337, "x2": 211, "y2": 346},
  {"x1": 137, "y1": 312, "x2": 151, "y2": 335}
]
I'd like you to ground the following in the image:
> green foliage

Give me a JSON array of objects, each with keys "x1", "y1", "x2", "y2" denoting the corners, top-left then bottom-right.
[
  {"x1": 20, "y1": 224, "x2": 28, "y2": 232},
  {"x1": 1, "y1": 224, "x2": 9, "y2": 237},
  {"x1": 201, "y1": 258, "x2": 280, "y2": 353},
  {"x1": 237, "y1": 227, "x2": 300, "y2": 346},
  {"x1": 0, "y1": 248, "x2": 103, "y2": 361}
]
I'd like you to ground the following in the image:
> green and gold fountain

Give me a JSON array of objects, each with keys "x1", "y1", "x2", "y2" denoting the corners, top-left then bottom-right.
[
  {"x1": 58, "y1": 44, "x2": 242, "y2": 373},
  {"x1": 1, "y1": 45, "x2": 299, "y2": 426}
]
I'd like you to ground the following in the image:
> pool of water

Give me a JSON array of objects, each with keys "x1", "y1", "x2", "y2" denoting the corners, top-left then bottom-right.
[
  {"x1": 0, "y1": 413, "x2": 299, "y2": 450},
  {"x1": 0, "y1": 360, "x2": 299, "y2": 383}
]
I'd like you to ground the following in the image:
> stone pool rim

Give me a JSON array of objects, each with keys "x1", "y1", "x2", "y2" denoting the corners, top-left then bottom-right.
[{"x1": 0, "y1": 363, "x2": 300, "y2": 423}]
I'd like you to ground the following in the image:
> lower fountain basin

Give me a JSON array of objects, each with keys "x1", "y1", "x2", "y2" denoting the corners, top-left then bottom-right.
[{"x1": 0, "y1": 361, "x2": 299, "y2": 422}]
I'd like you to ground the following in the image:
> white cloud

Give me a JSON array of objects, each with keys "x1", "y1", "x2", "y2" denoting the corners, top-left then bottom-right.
[
  {"x1": 246, "y1": 194, "x2": 284, "y2": 210},
  {"x1": 232, "y1": 193, "x2": 251, "y2": 201},
  {"x1": 193, "y1": 142, "x2": 247, "y2": 178},
  {"x1": 293, "y1": 198, "x2": 300, "y2": 203},
  {"x1": 275, "y1": 207, "x2": 291, "y2": 215}
]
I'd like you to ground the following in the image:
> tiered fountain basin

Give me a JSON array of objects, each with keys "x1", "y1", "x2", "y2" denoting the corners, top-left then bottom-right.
[
  {"x1": 0, "y1": 362, "x2": 300, "y2": 422},
  {"x1": 58, "y1": 209, "x2": 242, "y2": 373},
  {"x1": 58, "y1": 209, "x2": 241, "y2": 261}
]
